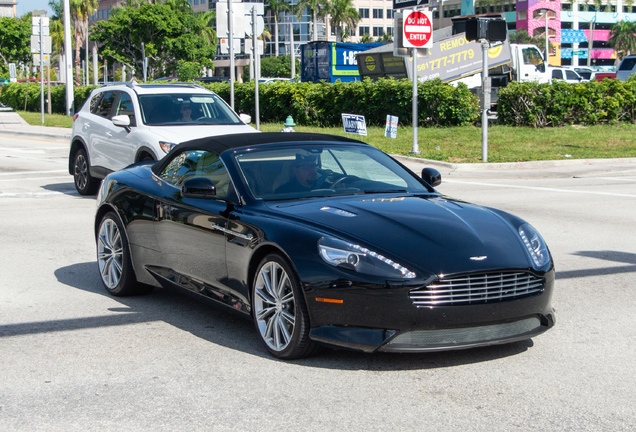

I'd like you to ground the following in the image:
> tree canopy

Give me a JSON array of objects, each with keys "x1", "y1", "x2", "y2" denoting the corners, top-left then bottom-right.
[
  {"x1": 0, "y1": 15, "x2": 31, "y2": 76},
  {"x1": 90, "y1": 2, "x2": 217, "y2": 79}
]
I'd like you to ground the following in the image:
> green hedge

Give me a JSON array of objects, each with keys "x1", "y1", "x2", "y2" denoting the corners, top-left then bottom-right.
[
  {"x1": 0, "y1": 79, "x2": 478, "y2": 128},
  {"x1": 0, "y1": 82, "x2": 97, "y2": 115},
  {"x1": 497, "y1": 77, "x2": 636, "y2": 127},
  {"x1": 205, "y1": 78, "x2": 480, "y2": 127},
  {"x1": 6, "y1": 77, "x2": 635, "y2": 128}
]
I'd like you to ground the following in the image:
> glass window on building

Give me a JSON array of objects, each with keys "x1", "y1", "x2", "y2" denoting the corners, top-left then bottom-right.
[
  {"x1": 373, "y1": 9, "x2": 383, "y2": 19},
  {"x1": 373, "y1": 27, "x2": 384, "y2": 37},
  {"x1": 359, "y1": 8, "x2": 370, "y2": 19},
  {"x1": 359, "y1": 26, "x2": 370, "y2": 36},
  {"x1": 387, "y1": 9, "x2": 394, "y2": 19}
]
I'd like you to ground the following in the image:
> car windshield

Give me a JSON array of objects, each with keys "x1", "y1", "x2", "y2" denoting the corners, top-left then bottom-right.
[
  {"x1": 233, "y1": 144, "x2": 430, "y2": 201},
  {"x1": 138, "y1": 93, "x2": 242, "y2": 126}
]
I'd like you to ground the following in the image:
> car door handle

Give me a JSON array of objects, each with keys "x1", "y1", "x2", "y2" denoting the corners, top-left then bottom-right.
[{"x1": 106, "y1": 132, "x2": 113, "y2": 137}]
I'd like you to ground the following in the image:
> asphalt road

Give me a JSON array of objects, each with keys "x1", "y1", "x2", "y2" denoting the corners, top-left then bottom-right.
[{"x1": 1, "y1": 134, "x2": 635, "y2": 431}]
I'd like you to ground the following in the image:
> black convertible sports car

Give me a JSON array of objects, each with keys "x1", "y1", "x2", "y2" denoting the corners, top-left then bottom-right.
[{"x1": 95, "y1": 132, "x2": 555, "y2": 359}]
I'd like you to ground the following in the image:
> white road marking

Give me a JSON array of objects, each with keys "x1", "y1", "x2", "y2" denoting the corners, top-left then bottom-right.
[
  {"x1": 595, "y1": 177, "x2": 636, "y2": 182},
  {"x1": 0, "y1": 176, "x2": 71, "y2": 182},
  {"x1": 443, "y1": 179, "x2": 636, "y2": 198},
  {"x1": 0, "y1": 190, "x2": 78, "y2": 198},
  {"x1": 0, "y1": 170, "x2": 68, "y2": 176}
]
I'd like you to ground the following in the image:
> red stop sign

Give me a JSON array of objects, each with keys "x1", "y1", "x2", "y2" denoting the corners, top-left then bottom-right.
[{"x1": 403, "y1": 11, "x2": 433, "y2": 48}]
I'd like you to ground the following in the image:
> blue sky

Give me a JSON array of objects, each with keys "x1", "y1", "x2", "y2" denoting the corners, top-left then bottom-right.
[{"x1": 17, "y1": 0, "x2": 55, "y2": 17}]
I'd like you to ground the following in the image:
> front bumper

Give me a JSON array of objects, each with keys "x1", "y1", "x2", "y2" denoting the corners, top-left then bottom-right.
[{"x1": 305, "y1": 269, "x2": 556, "y2": 353}]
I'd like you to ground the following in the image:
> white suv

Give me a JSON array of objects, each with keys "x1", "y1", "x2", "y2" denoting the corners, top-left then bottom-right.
[{"x1": 69, "y1": 82, "x2": 256, "y2": 195}]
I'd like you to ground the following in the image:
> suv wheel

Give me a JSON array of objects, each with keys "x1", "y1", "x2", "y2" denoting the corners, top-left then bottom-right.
[{"x1": 73, "y1": 148, "x2": 100, "y2": 195}]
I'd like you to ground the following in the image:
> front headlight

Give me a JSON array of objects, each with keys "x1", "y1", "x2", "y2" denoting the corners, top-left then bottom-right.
[
  {"x1": 518, "y1": 223, "x2": 550, "y2": 270},
  {"x1": 318, "y1": 237, "x2": 416, "y2": 279},
  {"x1": 159, "y1": 141, "x2": 177, "y2": 153}
]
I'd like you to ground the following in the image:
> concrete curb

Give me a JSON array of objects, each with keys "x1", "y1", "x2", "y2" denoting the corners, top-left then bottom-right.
[
  {"x1": 0, "y1": 129, "x2": 71, "y2": 142},
  {"x1": 392, "y1": 154, "x2": 636, "y2": 173}
]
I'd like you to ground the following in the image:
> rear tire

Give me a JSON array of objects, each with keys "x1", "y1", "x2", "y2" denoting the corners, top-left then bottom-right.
[
  {"x1": 97, "y1": 211, "x2": 152, "y2": 296},
  {"x1": 73, "y1": 148, "x2": 100, "y2": 195},
  {"x1": 251, "y1": 254, "x2": 318, "y2": 359}
]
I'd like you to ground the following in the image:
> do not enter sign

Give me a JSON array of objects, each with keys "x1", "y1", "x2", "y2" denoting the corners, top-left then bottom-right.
[{"x1": 402, "y1": 10, "x2": 433, "y2": 48}]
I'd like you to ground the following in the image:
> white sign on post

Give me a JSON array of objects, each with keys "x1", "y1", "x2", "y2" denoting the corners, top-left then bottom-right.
[
  {"x1": 385, "y1": 115, "x2": 398, "y2": 138},
  {"x1": 402, "y1": 10, "x2": 433, "y2": 49},
  {"x1": 342, "y1": 114, "x2": 367, "y2": 136},
  {"x1": 31, "y1": 35, "x2": 52, "y2": 53},
  {"x1": 33, "y1": 54, "x2": 51, "y2": 66}
]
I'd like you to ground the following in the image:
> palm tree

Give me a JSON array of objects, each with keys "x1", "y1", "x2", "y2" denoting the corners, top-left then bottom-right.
[
  {"x1": 265, "y1": 0, "x2": 289, "y2": 56},
  {"x1": 193, "y1": 10, "x2": 217, "y2": 45},
  {"x1": 295, "y1": 0, "x2": 327, "y2": 41},
  {"x1": 326, "y1": 0, "x2": 359, "y2": 43},
  {"x1": 609, "y1": 20, "x2": 636, "y2": 65},
  {"x1": 70, "y1": 0, "x2": 98, "y2": 86}
]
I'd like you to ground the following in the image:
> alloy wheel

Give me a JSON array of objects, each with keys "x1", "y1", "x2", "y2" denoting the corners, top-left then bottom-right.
[
  {"x1": 253, "y1": 261, "x2": 296, "y2": 352},
  {"x1": 74, "y1": 152, "x2": 88, "y2": 191},
  {"x1": 97, "y1": 218, "x2": 123, "y2": 290}
]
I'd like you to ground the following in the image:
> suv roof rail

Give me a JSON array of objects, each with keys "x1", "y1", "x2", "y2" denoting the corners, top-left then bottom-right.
[{"x1": 100, "y1": 81, "x2": 135, "y2": 89}]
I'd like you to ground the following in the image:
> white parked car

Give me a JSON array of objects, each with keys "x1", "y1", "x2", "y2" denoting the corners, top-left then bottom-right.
[
  {"x1": 549, "y1": 67, "x2": 584, "y2": 83},
  {"x1": 69, "y1": 82, "x2": 256, "y2": 195}
]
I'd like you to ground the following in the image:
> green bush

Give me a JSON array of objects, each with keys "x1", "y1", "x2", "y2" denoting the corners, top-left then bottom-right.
[
  {"x1": 205, "y1": 78, "x2": 479, "y2": 127},
  {"x1": 497, "y1": 76, "x2": 636, "y2": 127},
  {"x1": 0, "y1": 82, "x2": 98, "y2": 114}
]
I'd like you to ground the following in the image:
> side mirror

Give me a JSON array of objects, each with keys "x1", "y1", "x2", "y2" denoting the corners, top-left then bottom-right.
[
  {"x1": 112, "y1": 114, "x2": 131, "y2": 128},
  {"x1": 182, "y1": 177, "x2": 216, "y2": 199},
  {"x1": 421, "y1": 167, "x2": 442, "y2": 187},
  {"x1": 239, "y1": 113, "x2": 252, "y2": 124}
]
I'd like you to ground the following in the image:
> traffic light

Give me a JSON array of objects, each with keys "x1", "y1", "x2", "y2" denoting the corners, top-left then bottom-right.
[{"x1": 465, "y1": 18, "x2": 507, "y2": 42}]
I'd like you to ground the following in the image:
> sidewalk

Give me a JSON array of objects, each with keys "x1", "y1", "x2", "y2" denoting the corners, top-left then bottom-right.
[{"x1": 0, "y1": 109, "x2": 72, "y2": 142}]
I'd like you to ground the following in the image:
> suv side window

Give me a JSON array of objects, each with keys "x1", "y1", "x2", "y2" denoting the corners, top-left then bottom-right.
[
  {"x1": 95, "y1": 91, "x2": 117, "y2": 118},
  {"x1": 89, "y1": 93, "x2": 103, "y2": 113},
  {"x1": 552, "y1": 69, "x2": 563, "y2": 80},
  {"x1": 115, "y1": 92, "x2": 136, "y2": 127}
]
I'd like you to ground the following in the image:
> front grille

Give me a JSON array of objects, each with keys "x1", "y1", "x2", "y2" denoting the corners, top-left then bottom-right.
[{"x1": 409, "y1": 272, "x2": 545, "y2": 307}]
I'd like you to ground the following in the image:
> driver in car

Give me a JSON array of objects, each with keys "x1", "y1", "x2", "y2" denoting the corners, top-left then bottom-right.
[
  {"x1": 179, "y1": 101, "x2": 193, "y2": 122},
  {"x1": 276, "y1": 155, "x2": 318, "y2": 194}
]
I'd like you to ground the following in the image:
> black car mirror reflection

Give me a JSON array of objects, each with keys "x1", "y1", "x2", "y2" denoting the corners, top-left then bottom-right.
[{"x1": 421, "y1": 168, "x2": 442, "y2": 187}]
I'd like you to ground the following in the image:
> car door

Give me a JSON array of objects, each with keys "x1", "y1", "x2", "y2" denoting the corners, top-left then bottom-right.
[
  {"x1": 101, "y1": 91, "x2": 138, "y2": 171},
  {"x1": 88, "y1": 90, "x2": 118, "y2": 171},
  {"x1": 565, "y1": 69, "x2": 582, "y2": 83},
  {"x1": 153, "y1": 149, "x2": 239, "y2": 304}
]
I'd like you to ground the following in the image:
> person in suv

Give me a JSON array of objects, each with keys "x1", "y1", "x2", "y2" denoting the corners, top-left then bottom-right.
[{"x1": 69, "y1": 82, "x2": 256, "y2": 195}]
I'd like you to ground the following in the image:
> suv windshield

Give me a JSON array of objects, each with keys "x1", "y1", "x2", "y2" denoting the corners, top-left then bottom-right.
[
  {"x1": 234, "y1": 144, "x2": 431, "y2": 201},
  {"x1": 138, "y1": 93, "x2": 242, "y2": 126}
]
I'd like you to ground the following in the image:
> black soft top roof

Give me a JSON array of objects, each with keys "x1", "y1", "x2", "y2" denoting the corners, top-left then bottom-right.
[
  {"x1": 177, "y1": 132, "x2": 365, "y2": 154},
  {"x1": 152, "y1": 132, "x2": 367, "y2": 175}
]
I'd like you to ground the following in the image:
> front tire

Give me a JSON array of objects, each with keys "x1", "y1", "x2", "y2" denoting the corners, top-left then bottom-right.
[
  {"x1": 252, "y1": 254, "x2": 317, "y2": 360},
  {"x1": 97, "y1": 212, "x2": 151, "y2": 296},
  {"x1": 73, "y1": 148, "x2": 100, "y2": 195}
]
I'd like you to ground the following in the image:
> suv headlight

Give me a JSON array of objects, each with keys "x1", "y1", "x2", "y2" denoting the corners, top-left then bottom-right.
[
  {"x1": 159, "y1": 141, "x2": 177, "y2": 153},
  {"x1": 318, "y1": 237, "x2": 416, "y2": 279},
  {"x1": 518, "y1": 223, "x2": 551, "y2": 270}
]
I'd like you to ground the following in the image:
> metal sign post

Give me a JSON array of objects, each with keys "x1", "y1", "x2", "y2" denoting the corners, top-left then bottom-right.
[
  {"x1": 32, "y1": 15, "x2": 50, "y2": 124},
  {"x1": 481, "y1": 40, "x2": 490, "y2": 162},
  {"x1": 228, "y1": 0, "x2": 235, "y2": 109},
  {"x1": 252, "y1": 7, "x2": 260, "y2": 130},
  {"x1": 402, "y1": 9, "x2": 432, "y2": 155},
  {"x1": 63, "y1": 0, "x2": 74, "y2": 115}
]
